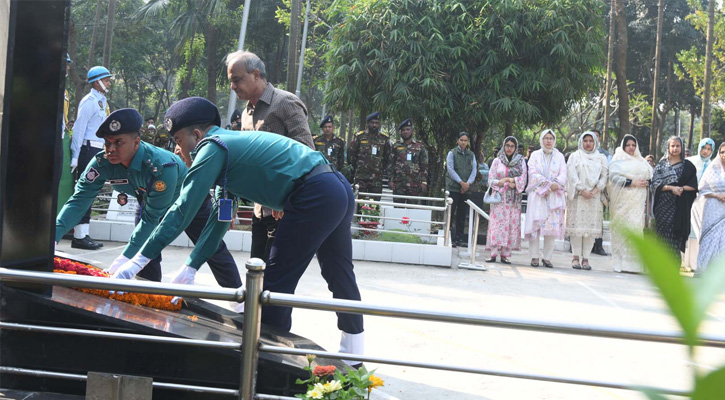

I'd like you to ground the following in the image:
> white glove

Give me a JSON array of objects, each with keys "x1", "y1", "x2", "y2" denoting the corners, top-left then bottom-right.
[
  {"x1": 170, "y1": 265, "x2": 197, "y2": 305},
  {"x1": 112, "y1": 253, "x2": 151, "y2": 280},
  {"x1": 106, "y1": 255, "x2": 130, "y2": 275},
  {"x1": 70, "y1": 158, "x2": 78, "y2": 173}
]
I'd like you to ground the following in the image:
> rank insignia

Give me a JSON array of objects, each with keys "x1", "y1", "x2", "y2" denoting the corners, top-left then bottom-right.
[
  {"x1": 117, "y1": 192, "x2": 129, "y2": 206},
  {"x1": 154, "y1": 181, "x2": 166, "y2": 192},
  {"x1": 85, "y1": 167, "x2": 100, "y2": 182}
]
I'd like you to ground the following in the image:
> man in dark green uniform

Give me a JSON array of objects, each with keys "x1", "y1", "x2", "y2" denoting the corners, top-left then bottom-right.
[
  {"x1": 389, "y1": 118, "x2": 428, "y2": 204},
  {"x1": 348, "y1": 112, "x2": 391, "y2": 198},
  {"x1": 313, "y1": 115, "x2": 345, "y2": 171},
  {"x1": 113, "y1": 97, "x2": 365, "y2": 361},
  {"x1": 56, "y1": 108, "x2": 242, "y2": 289}
]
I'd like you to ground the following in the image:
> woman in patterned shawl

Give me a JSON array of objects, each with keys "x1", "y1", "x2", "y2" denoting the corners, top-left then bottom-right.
[
  {"x1": 696, "y1": 142, "x2": 725, "y2": 276},
  {"x1": 485, "y1": 136, "x2": 527, "y2": 264},
  {"x1": 524, "y1": 129, "x2": 567, "y2": 268},
  {"x1": 650, "y1": 136, "x2": 698, "y2": 263}
]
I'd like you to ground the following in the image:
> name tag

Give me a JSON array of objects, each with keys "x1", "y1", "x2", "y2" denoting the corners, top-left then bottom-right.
[
  {"x1": 108, "y1": 179, "x2": 129, "y2": 185},
  {"x1": 327, "y1": 147, "x2": 333, "y2": 156},
  {"x1": 218, "y1": 198, "x2": 234, "y2": 222},
  {"x1": 372, "y1": 146, "x2": 377, "y2": 155},
  {"x1": 406, "y1": 153, "x2": 412, "y2": 161}
]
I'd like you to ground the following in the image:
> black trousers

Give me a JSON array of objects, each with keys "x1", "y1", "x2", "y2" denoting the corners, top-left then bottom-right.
[
  {"x1": 448, "y1": 191, "x2": 470, "y2": 241},
  {"x1": 137, "y1": 195, "x2": 242, "y2": 288},
  {"x1": 74, "y1": 144, "x2": 101, "y2": 225}
]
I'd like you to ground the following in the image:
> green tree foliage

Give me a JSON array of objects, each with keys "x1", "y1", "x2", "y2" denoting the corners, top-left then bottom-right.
[{"x1": 322, "y1": 0, "x2": 605, "y2": 193}]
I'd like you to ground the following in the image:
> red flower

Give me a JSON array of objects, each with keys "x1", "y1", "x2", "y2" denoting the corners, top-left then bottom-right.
[
  {"x1": 401, "y1": 216, "x2": 410, "y2": 225},
  {"x1": 312, "y1": 365, "x2": 336, "y2": 377}
]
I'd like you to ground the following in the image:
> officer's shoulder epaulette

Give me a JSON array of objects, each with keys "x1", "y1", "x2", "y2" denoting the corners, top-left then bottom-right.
[
  {"x1": 312, "y1": 134, "x2": 322, "y2": 141},
  {"x1": 380, "y1": 132, "x2": 390, "y2": 137},
  {"x1": 355, "y1": 130, "x2": 365, "y2": 136}
]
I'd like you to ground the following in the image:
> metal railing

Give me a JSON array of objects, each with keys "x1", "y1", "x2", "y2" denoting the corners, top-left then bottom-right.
[
  {"x1": 457, "y1": 199, "x2": 490, "y2": 271},
  {"x1": 1, "y1": 263, "x2": 721, "y2": 399}
]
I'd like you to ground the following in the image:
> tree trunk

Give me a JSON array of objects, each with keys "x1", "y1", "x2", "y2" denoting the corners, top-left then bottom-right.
[
  {"x1": 614, "y1": 0, "x2": 630, "y2": 145},
  {"x1": 688, "y1": 106, "x2": 696, "y2": 148},
  {"x1": 602, "y1": 0, "x2": 616, "y2": 147},
  {"x1": 179, "y1": 25, "x2": 198, "y2": 99},
  {"x1": 102, "y1": 0, "x2": 116, "y2": 68},
  {"x1": 339, "y1": 109, "x2": 347, "y2": 142},
  {"x1": 205, "y1": 25, "x2": 219, "y2": 103},
  {"x1": 87, "y1": 0, "x2": 103, "y2": 67},
  {"x1": 286, "y1": 0, "x2": 302, "y2": 92},
  {"x1": 648, "y1": 0, "x2": 664, "y2": 159},
  {"x1": 700, "y1": 0, "x2": 716, "y2": 139}
]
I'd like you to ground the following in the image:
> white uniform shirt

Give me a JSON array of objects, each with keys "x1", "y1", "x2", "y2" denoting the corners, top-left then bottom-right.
[{"x1": 71, "y1": 88, "x2": 107, "y2": 160}]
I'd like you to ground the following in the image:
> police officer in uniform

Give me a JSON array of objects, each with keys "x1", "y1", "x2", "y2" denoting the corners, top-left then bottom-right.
[
  {"x1": 389, "y1": 118, "x2": 428, "y2": 204},
  {"x1": 57, "y1": 108, "x2": 242, "y2": 290},
  {"x1": 114, "y1": 97, "x2": 365, "y2": 362},
  {"x1": 68, "y1": 66, "x2": 113, "y2": 250},
  {"x1": 348, "y1": 112, "x2": 391, "y2": 198},
  {"x1": 313, "y1": 115, "x2": 345, "y2": 171}
]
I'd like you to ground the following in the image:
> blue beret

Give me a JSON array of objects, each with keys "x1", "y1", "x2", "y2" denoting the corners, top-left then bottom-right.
[
  {"x1": 320, "y1": 115, "x2": 334, "y2": 128},
  {"x1": 95, "y1": 108, "x2": 143, "y2": 138},
  {"x1": 398, "y1": 118, "x2": 412, "y2": 131},
  {"x1": 366, "y1": 111, "x2": 381, "y2": 122},
  {"x1": 164, "y1": 97, "x2": 222, "y2": 135}
]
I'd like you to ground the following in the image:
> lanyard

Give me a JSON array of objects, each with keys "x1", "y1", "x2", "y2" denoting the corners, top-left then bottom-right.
[{"x1": 196, "y1": 136, "x2": 230, "y2": 199}]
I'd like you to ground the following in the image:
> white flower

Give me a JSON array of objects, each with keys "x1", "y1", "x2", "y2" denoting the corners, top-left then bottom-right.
[
  {"x1": 306, "y1": 387, "x2": 323, "y2": 399},
  {"x1": 322, "y1": 380, "x2": 343, "y2": 393}
]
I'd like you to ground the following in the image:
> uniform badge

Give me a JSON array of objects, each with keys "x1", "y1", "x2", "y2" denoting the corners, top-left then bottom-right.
[
  {"x1": 109, "y1": 120, "x2": 121, "y2": 132},
  {"x1": 154, "y1": 181, "x2": 166, "y2": 192},
  {"x1": 164, "y1": 118, "x2": 173, "y2": 132},
  {"x1": 85, "y1": 167, "x2": 100, "y2": 182},
  {"x1": 117, "y1": 192, "x2": 129, "y2": 206},
  {"x1": 98, "y1": 100, "x2": 103, "y2": 109}
]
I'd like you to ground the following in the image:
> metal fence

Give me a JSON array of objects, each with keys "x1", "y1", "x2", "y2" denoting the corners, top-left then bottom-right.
[{"x1": 1, "y1": 263, "x2": 721, "y2": 399}]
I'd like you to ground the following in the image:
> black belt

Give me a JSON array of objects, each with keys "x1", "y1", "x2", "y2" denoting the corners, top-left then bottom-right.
[{"x1": 301, "y1": 164, "x2": 335, "y2": 182}]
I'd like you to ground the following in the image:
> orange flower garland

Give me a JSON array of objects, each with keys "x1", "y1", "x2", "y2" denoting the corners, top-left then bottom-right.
[{"x1": 53, "y1": 257, "x2": 182, "y2": 311}]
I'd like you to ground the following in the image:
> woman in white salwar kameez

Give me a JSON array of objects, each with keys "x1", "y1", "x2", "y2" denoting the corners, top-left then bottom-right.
[
  {"x1": 607, "y1": 135, "x2": 653, "y2": 273},
  {"x1": 684, "y1": 138, "x2": 715, "y2": 271},
  {"x1": 565, "y1": 132, "x2": 608, "y2": 270},
  {"x1": 696, "y1": 142, "x2": 725, "y2": 276},
  {"x1": 524, "y1": 129, "x2": 567, "y2": 268}
]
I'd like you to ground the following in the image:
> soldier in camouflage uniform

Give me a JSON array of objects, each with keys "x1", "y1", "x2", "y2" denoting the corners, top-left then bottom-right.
[
  {"x1": 155, "y1": 125, "x2": 173, "y2": 151},
  {"x1": 313, "y1": 115, "x2": 346, "y2": 171},
  {"x1": 140, "y1": 124, "x2": 156, "y2": 143},
  {"x1": 389, "y1": 118, "x2": 428, "y2": 204},
  {"x1": 348, "y1": 111, "x2": 391, "y2": 198}
]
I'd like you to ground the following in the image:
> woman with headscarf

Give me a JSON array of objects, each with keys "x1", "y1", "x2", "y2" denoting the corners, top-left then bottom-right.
[
  {"x1": 607, "y1": 135, "x2": 653, "y2": 273},
  {"x1": 524, "y1": 129, "x2": 567, "y2": 268},
  {"x1": 650, "y1": 136, "x2": 698, "y2": 263},
  {"x1": 696, "y1": 142, "x2": 725, "y2": 276},
  {"x1": 684, "y1": 138, "x2": 715, "y2": 271},
  {"x1": 565, "y1": 131, "x2": 608, "y2": 270},
  {"x1": 485, "y1": 137, "x2": 527, "y2": 264}
]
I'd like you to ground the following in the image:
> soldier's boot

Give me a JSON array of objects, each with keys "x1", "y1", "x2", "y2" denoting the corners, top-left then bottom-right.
[{"x1": 72, "y1": 235, "x2": 102, "y2": 250}]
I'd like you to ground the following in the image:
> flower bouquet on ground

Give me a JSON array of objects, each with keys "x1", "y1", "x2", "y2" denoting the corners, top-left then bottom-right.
[
  {"x1": 53, "y1": 257, "x2": 182, "y2": 311},
  {"x1": 296, "y1": 355, "x2": 384, "y2": 400}
]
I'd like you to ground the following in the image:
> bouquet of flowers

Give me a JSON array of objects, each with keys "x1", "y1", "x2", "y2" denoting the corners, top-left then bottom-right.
[
  {"x1": 53, "y1": 257, "x2": 182, "y2": 311},
  {"x1": 296, "y1": 355, "x2": 384, "y2": 400},
  {"x1": 360, "y1": 204, "x2": 380, "y2": 222}
]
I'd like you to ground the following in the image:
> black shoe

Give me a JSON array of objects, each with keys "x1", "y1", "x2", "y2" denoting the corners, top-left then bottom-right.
[
  {"x1": 486, "y1": 257, "x2": 497, "y2": 263},
  {"x1": 500, "y1": 257, "x2": 512, "y2": 265},
  {"x1": 71, "y1": 235, "x2": 102, "y2": 250},
  {"x1": 542, "y1": 260, "x2": 554, "y2": 268},
  {"x1": 592, "y1": 247, "x2": 608, "y2": 256},
  {"x1": 89, "y1": 237, "x2": 103, "y2": 247}
]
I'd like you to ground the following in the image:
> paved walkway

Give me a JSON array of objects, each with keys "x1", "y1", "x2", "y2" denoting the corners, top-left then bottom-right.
[{"x1": 56, "y1": 239, "x2": 724, "y2": 400}]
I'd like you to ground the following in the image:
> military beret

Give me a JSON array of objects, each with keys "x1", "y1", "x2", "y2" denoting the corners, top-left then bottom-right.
[
  {"x1": 231, "y1": 109, "x2": 241, "y2": 122},
  {"x1": 164, "y1": 97, "x2": 222, "y2": 135},
  {"x1": 320, "y1": 115, "x2": 334, "y2": 128},
  {"x1": 398, "y1": 118, "x2": 412, "y2": 131},
  {"x1": 366, "y1": 111, "x2": 381, "y2": 122},
  {"x1": 95, "y1": 108, "x2": 143, "y2": 138}
]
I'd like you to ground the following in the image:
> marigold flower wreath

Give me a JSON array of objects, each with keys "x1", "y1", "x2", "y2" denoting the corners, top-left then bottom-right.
[{"x1": 53, "y1": 257, "x2": 182, "y2": 311}]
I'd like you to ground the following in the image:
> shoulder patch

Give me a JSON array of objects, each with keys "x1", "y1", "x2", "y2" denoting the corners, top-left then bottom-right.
[
  {"x1": 154, "y1": 181, "x2": 167, "y2": 192},
  {"x1": 356, "y1": 130, "x2": 365, "y2": 136},
  {"x1": 85, "y1": 167, "x2": 100, "y2": 183}
]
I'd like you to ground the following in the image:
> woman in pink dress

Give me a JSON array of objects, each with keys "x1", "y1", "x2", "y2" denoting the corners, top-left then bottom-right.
[
  {"x1": 485, "y1": 136, "x2": 527, "y2": 264},
  {"x1": 524, "y1": 129, "x2": 567, "y2": 268}
]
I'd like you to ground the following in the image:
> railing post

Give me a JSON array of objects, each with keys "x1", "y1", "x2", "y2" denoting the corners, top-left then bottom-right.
[
  {"x1": 470, "y1": 213, "x2": 481, "y2": 266},
  {"x1": 240, "y1": 258, "x2": 266, "y2": 400},
  {"x1": 444, "y1": 192, "x2": 452, "y2": 246},
  {"x1": 354, "y1": 184, "x2": 359, "y2": 200}
]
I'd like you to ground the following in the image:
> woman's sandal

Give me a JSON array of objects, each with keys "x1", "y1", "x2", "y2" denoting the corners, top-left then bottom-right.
[
  {"x1": 530, "y1": 258, "x2": 540, "y2": 268},
  {"x1": 572, "y1": 259, "x2": 582, "y2": 270},
  {"x1": 582, "y1": 259, "x2": 592, "y2": 270},
  {"x1": 542, "y1": 260, "x2": 554, "y2": 268}
]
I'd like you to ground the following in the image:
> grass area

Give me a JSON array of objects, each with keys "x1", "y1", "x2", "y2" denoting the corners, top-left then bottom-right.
[{"x1": 377, "y1": 229, "x2": 424, "y2": 244}]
